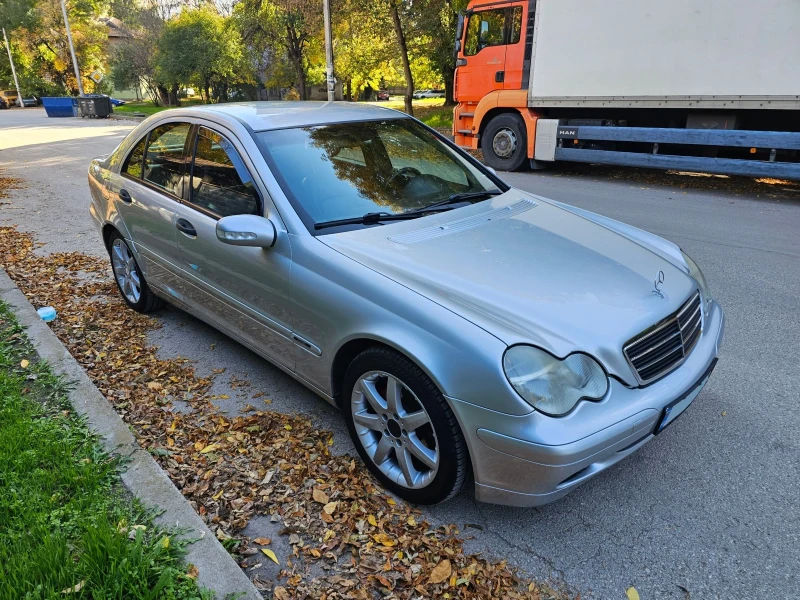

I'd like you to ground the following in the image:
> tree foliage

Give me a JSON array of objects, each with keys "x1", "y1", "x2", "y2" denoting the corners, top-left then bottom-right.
[{"x1": 155, "y1": 7, "x2": 246, "y2": 103}]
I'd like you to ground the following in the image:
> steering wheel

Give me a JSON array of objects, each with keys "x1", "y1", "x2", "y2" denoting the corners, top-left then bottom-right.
[{"x1": 386, "y1": 166, "x2": 422, "y2": 188}]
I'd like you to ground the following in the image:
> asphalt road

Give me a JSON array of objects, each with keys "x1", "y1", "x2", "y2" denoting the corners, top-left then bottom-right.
[{"x1": 2, "y1": 108, "x2": 798, "y2": 599}]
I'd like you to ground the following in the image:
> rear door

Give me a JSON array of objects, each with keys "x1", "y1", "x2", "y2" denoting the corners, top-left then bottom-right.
[
  {"x1": 110, "y1": 121, "x2": 191, "y2": 290},
  {"x1": 171, "y1": 124, "x2": 295, "y2": 369}
]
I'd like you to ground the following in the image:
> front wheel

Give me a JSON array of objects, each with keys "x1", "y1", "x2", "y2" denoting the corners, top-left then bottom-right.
[
  {"x1": 481, "y1": 113, "x2": 529, "y2": 172},
  {"x1": 342, "y1": 347, "x2": 469, "y2": 505}
]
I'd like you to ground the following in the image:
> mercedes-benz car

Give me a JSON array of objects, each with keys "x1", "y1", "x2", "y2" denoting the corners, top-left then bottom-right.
[{"x1": 88, "y1": 102, "x2": 724, "y2": 506}]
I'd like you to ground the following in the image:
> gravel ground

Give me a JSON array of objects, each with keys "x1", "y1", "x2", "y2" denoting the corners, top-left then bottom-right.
[{"x1": 2, "y1": 108, "x2": 798, "y2": 599}]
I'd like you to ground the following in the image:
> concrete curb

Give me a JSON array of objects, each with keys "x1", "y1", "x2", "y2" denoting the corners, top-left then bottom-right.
[{"x1": 0, "y1": 269, "x2": 261, "y2": 600}]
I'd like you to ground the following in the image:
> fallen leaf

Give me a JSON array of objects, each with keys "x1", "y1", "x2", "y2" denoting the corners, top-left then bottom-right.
[
  {"x1": 200, "y1": 444, "x2": 220, "y2": 454},
  {"x1": 61, "y1": 580, "x2": 85, "y2": 594},
  {"x1": 186, "y1": 565, "x2": 199, "y2": 579},
  {"x1": 313, "y1": 488, "x2": 329, "y2": 504},
  {"x1": 323, "y1": 501, "x2": 337, "y2": 515},
  {"x1": 160, "y1": 536, "x2": 170, "y2": 549},
  {"x1": 367, "y1": 514, "x2": 378, "y2": 527},
  {"x1": 429, "y1": 559, "x2": 452, "y2": 584},
  {"x1": 273, "y1": 587, "x2": 290, "y2": 600},
  {"x1": 20, "y1": 359, "x2": 29, "y2": 368},
  {"x1": 372, "y1": 533, "x2": 396, "y2": 547},
  {"x1": 407, "y1": 516, "x2": 416, "y2": 526},
  {"x1": 627, "y1": 587, "x2": 641, "y2": 600},
  {"x1": 261, "y1": 548, "x2": 279, "y2": 564},
  {"x1": 146, "y1": 381, "x2": 162, "y2": 391},
  {"x1": 253, "y1": 537, "x2": 271, "y2": 545}
]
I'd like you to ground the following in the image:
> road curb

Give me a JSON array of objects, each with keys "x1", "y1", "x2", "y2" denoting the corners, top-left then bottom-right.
[
  {"x1": 0, "y1": 268, "x2": 261, "y2": 600},
  {"x1": 109, "y1": 112, "x2": 145, "y2": 121}
]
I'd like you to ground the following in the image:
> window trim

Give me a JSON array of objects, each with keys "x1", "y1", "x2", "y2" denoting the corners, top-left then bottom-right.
[{"x1": 182, "y1": 124, "x2": 263, "y2": 222}]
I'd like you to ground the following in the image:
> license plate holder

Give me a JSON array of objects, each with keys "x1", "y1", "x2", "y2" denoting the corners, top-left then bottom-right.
[{"x1": 655, "y1": 358, "x2": 718, "y2": 434}]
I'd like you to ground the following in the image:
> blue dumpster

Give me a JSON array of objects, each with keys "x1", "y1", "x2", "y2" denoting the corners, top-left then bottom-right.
[{"x1": 41, "y1": 97, "x2": 78, "y2": 117}]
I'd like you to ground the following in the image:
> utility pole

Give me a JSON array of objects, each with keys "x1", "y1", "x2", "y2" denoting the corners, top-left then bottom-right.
[
  {"x1": 2, "y1": 28, "x2": 23, "y2": 107},
  {"x1": 59, "y1": 0, "x2": 84, "y2": 95},
  {"x1": 322, "y1": 0, "x2": 335, "y2": 102}
]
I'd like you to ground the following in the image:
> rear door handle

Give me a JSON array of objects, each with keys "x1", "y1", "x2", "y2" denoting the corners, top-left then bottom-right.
[
  {"x1": 118, "y1": 188, "x2": 132, "y2": 203},
  {"x1": 176, "y1": 218, "x2": 197, "y2": 237}
]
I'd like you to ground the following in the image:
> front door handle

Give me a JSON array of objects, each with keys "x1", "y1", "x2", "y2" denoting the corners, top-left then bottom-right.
[
  {"x1": 118, "y1": 188, "x2": 132, "y2": 203},
  {"x1": 495, "y1": 70, "x2": 505, "y2": 83},
  {"x1": 176, "y1": 218, "x2": 197, "y2": 237}
]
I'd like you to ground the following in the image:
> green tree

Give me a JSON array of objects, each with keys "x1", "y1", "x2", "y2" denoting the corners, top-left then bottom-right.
[
  {"x1": 155, "y1": 7, "x2": 245, "y2": 103},
  {"x1": 235, "y1": 0, "x2": 323, "y2": 100}
]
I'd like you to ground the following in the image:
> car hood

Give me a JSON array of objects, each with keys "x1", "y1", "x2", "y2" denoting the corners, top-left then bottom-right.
[{"x1": 320, "y1": 192, "x2": 696, "y2": 384}]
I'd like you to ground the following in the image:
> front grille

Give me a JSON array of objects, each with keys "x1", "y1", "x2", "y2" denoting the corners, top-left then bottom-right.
[{"x1": 624, "y1": 292, "x2": 702, "y2": 384}]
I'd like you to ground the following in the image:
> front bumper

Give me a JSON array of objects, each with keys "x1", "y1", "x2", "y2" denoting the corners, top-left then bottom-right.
[{"x1": 449, "y1": 300, "x2": 725, "y2": 507}]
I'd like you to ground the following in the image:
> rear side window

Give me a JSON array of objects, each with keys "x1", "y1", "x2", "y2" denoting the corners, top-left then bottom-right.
[
  {"x1": 122, "y1": 137, "x2": 146, "y2": 178},
  {"x1": 189, "y1": 127, "x2": 260, "y2": 218},
  {"x1": 143, "y1": 122, "x2": 190, "y2": 196}
]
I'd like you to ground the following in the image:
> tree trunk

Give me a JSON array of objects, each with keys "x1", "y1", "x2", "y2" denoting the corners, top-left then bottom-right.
[
  {"x1": 443, "y1": 63, "x2": 456, "y2": 107},
  {"x1": 287, "y1": 24, "x2": 307, "y2": 100},
  {"x1": 346, "y1": 79, "x2": 352, "y2": 101},
  {"x1": 389, "y1": 0, "x2": 414, "y2": 116},
  {"x1": 169, "y1": 83, "x2": 180, "y2": 106},
  {"x1": 157, "y1": 84, "x2": 169, "y2": 106}
]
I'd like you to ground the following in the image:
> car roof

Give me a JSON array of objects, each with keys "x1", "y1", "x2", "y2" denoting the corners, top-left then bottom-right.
[{"x1": 176, "y1": 101, "x2": 409, "y2": 132}]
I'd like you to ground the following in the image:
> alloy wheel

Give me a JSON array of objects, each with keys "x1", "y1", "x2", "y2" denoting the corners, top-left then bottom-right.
[
  {"x1": 111, "y1": 238, "x2": 141, "y2": 304},
  {"x1": 351, "y1": 371, "x2": 439, "y2": 489}
]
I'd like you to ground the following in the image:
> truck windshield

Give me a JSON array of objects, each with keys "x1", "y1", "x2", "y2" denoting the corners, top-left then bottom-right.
[{"x1": 258, "y1": 118, "x2": 502, "y2": 231}]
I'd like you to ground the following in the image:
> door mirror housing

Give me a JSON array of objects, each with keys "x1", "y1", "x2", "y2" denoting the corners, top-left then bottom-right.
[{"x1": 216, "y1": 214, "x2": 276, "y2": 248}]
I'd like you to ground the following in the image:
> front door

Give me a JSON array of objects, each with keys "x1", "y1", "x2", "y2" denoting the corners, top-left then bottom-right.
[
  {"x1": 455, "y1": 6, "x2": 515, "y2": 103},
  {"x1": 172, "y1": 125, "x2": 295, "y2": 370}
]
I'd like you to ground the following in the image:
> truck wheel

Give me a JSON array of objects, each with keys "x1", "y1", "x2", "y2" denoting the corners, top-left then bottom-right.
[{"x1": 481, "y1": 113, "x2": 528, "y2": 172}]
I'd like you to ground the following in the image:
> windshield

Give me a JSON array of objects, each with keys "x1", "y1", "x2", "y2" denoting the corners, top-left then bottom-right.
[
  {"x1": 258, "y1": 118, "x2": 501, "y2": 231},
  {"x1": 3, "y1": 90, "x2": 17, "y2": 97}
]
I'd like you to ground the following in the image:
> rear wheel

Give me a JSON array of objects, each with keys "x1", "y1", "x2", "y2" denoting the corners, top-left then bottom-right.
[
  {"x1": 481, "y1": 113, "x2": 529, "y2": 172},
  {"x1": 108, "y1": 231, "x2": 163, "y2": 313},
  {"x1": 342, "y1": 347, "x2": 469, "y2": 505}
]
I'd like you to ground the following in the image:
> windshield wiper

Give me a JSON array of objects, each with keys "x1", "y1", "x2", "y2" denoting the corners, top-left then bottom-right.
[
  {"x1": 314, "y1": 211, "x2": 419, "y2": 230},
  {"x1": 313, "y1": 189, "x2": 504, "y2": 231},
  {"x1": 402, "y1": 189, "x2": 503, "y2": 216}
]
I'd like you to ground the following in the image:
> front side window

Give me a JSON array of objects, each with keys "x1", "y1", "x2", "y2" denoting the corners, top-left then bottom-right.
[
  {"x1": 259, "y1": 118, "x2": 500, "y2": 230},
  {"x1": 190, "y1": 127, "x2": 260, "y2": 218},
  {"x1": 465, "y1": 9, "x2": 506, "y2": 55},
  {"x1": 143, "y1": 122, "x2": 190, "y2": 196},
  {"x1": 122, "y1": 136, "x2": 146, "y2": 178}
]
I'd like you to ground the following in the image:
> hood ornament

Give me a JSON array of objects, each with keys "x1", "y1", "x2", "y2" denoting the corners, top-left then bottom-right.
[{"x1": 653, "y1": 270, "x2": 665, "y2": 298}]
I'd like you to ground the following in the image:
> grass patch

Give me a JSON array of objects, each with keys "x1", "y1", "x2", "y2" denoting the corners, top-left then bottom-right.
[
  {"x1": 0, "y1": 301, "x2": 209, "y2": 600},
  {"x1": 366, "y1": 98, "x2": 454, "y2": 131}
]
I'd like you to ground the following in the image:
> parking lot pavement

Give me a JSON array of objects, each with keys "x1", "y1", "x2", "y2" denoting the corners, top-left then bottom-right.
[{"x1": 2, "y1": 109, "x2": 799, "y2": 599}]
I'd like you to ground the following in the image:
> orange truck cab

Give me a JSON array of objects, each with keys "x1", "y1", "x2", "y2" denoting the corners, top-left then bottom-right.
[{"x1": 453, "y1": 0, "x2": 538, "y2": 171}]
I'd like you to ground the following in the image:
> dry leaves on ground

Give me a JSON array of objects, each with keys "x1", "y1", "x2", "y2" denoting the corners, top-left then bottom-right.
[{"x1": 0, "y1": 224, "x2": 571, "y2": 600}]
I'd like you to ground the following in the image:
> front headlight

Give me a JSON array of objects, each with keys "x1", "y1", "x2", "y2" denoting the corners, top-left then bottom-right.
[
  {"x1": 681, "y1": 250, "x2": 712, "y2": 311},
  {"x1": 502, "y1": 346, "x2": 608, "y2": 416}
]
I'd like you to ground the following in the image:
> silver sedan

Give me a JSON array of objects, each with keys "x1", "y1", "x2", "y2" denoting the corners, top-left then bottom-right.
[{"x1": 88, "y1": 102, "x2": 724, "y2": 506}]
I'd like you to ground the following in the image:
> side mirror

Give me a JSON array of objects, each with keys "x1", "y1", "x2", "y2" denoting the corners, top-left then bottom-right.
[
  {"x1": 486, "y1": 166, "x2": 498, "y2": 176},
  {"x1": 216, "y1": 214, "x2": 276, "y2": 248}
]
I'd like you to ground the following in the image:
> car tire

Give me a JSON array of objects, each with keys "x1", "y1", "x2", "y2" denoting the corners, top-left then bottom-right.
[
  {"x1": 342, "y1": 347, "x2": 469, "y2": 505},
  {"x1": 107, "y1": 231, "x2": 163, "y2": 313},
  {"x1": 481, "y1": 112, "x2": 529, "y2": 172}
]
